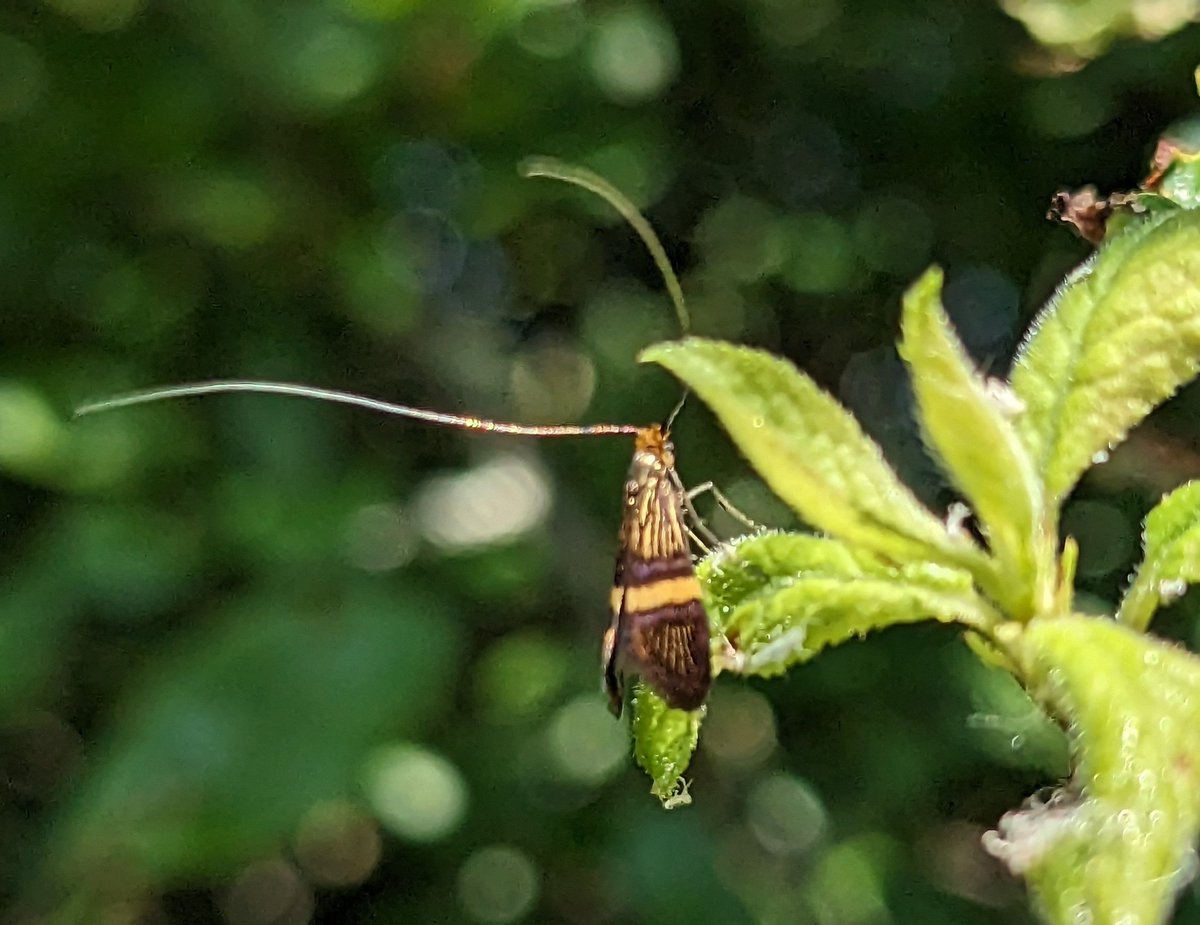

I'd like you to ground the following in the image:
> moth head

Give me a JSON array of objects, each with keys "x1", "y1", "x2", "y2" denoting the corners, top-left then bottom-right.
[{"x1": 635, "y1": 424, "x2": 675, "y2": 468}]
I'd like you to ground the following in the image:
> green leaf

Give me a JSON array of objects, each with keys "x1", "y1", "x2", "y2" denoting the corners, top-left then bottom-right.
[
  {"x1": 698, "y1": 532, "x2": 997, "y2": 677},
  {"x1": 1010, "y1": 209, "x2": 1200, "y2": 509},
  {"x1": 631, "y1": 682, "x2": 702, "y2": 808},
  {"x1": 1117, "y1": 480, "x2": 1200, "y2": 631},
  {"x1": 641, "y1": 339, "x2": 984, "y2": 572},
  {"x1": 991, "y1": 615, "x2": 1200, "y2": 925},
  {"x1": 42, "y1": 579, "x2": 460, "y2": 899},
  {"x1": 1154, "y1": 143, "x2": 1200, "y2": 209},
  {"x1": 898, "y1": 268, "x2": 1046, "y2": 618}
]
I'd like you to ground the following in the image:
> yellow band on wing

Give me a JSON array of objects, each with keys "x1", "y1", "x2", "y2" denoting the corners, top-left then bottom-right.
[{"x1": 621, "y1": 575, "x2": 703, "y2": 615}]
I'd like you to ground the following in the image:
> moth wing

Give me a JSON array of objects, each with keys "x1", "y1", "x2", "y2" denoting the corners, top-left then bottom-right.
[
  {"x1": 608, "y1": 463, "x2": 711, "y2": 714},
  {"x1": 627, "y1": 603, "x2": 710, "y2": 712},
  {"x1": 603, "y1": 556, "x2": 627, "y2": 717}
]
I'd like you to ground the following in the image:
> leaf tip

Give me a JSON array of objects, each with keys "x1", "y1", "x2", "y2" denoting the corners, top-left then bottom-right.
[
  {"x1": 901, "y1": 265, "x2": 946, "y2": 317},
  {"x1": 636, "y1": 338, "x2": 685, "y2": 367}
]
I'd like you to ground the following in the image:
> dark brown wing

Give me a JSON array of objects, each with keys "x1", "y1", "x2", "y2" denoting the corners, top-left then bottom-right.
[{"x1": 603, "y1": 443, "x2": 711, "y2": 715}]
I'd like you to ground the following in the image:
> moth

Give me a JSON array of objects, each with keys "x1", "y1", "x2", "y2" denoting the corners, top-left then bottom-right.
[
  {"x1": 75, "y1": 158, "x2": 714, "y2": 713},
  {"x1": 76, "y1": 382, "x2": 713, "y2": 714},
  {"x1": 605, "y1": 423, "x2": 710, "y2": 715}
]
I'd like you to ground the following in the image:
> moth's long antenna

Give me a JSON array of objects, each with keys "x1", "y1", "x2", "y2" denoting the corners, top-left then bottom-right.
[
  {"x1": 74, "y1": 380, "x2": 641, "y2": 438},
  {"x1": 520, "y1": 156, "x2": 690, "y2": 336},
  {"x1": 663, "y1": 391, "x2": 689, "y2": 434}
]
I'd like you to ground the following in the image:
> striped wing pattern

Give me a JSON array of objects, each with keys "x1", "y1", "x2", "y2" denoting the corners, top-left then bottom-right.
[{"x1": 603, "y1": 428, "x2": 711, "y2": 715}]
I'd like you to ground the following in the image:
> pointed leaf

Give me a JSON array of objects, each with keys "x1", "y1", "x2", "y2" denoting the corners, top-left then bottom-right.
[
  {"x1": 899, "y1": 268, "x2": 1046, "y2": 617},
  {"x1": 699, "y1": 532, "x2": 996, "y2": 677},
  {"x1": 1010, "y1": 209, "x2": 1200, "y2": 507},
  {"x1": 1117, "y1": 480, "x2": 1200, "y2": 630},
  {"x1": 641, "y1": 339, "x2": 984, "y2": 571},
  {"x1": 630, "y1": 682, "x2": 702, "y2": 807},
  {"x1": 989, "y1": 616, "x2": 1200, "y2": 925}
]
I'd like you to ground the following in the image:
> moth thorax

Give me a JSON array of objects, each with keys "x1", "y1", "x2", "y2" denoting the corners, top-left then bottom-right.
[{"x1": 634, "y1": 424, "x2": 675, "y2": 469}]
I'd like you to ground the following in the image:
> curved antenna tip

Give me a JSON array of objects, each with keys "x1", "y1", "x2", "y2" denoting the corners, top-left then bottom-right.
[
  {"x1": 518, "y1": 155, "x2": 690, "y2": 337},
  {"x1": 517, "y1": 155, "x2": 558, "y2": 179}
]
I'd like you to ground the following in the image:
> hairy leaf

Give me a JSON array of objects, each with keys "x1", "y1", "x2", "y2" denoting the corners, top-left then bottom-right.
[
  {"x1": 899, "y1": 268, "x2": 1046, "y2": 617},
  {"x1": 1010, "y1": 209, "x2": 1200, "y2": 508},
  {"x1": 642, "y1": 339, "x2": 984, "y2": 571},
  {"x1": 989, "y1": 616, "x2": 1200, "y2": 925},
  {"x1": 699, "y1": 532, "x2": 995, "y2": 677},
  {"x1": 1117, "y1": 480, "x2": 1200, "y2": 630},
  {"x1": 631, "y1": 682, "x2": 703, "y2": 808}
]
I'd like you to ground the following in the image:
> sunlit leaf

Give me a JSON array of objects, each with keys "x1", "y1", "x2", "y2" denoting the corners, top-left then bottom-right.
[
  {"x1": 899, "y1": 268, "x2": 1045, "y2": 618},
  {"x1": 989, "y1": 616, "x2": 1200, "y2": 925},
  {"x1": 1010, "y1": 209, "x2": 1200, "y2": 509},
  {"x1": 1117, "y1": 480, "x2": 1200, "y2": 631},
  {"x1": 630, "y1": 682, "x2": 702, "y2": 807},
  {"x1": 699, "y1": 532, "x2": 995, "y2": 677},
  {"x1": 641, "y1": 339, "x2": 984, "y2": 571}
]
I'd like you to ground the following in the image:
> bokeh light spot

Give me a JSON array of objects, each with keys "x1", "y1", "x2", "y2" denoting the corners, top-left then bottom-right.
[
  {"x1": 457, "y1": 845, "x2": 541, "y2": 924},
  {"x1": 372, "y1": 139, "x2": 479, "y2": 212},
  {"x1": 685, "y1": 280, "x2": 748, "y2": 339},
  {"x1": 510, "y1": 340, "x2": 597, "y2": 423},
  {"x1": 547, "y1": 695, "x2": 627, "y2": 785},
  {"x1": 415, "y1": 453, "x2": 552, "y2": 551},
  {"x1": 343, "y1": 502, "x2": 417, "y2": 572},
  {"x1": 383, "y1": 208, "x2": 468, "y2": 296},
  {"x1": 748, "y1": 0, "x2": 838, "y2": 47},
  {"x1": 701, "y1": 688, "x2": 777, "y2": 771},
  {"x1": 695, "y1": 195, "x2": 787, "y2": 283},
  {"x1": 1027, "y1": 78, "x2": 1113, "y2": 138},
  {"x1": 588, "y1": 6, "x2": 680, "y2": 104},
  {"x1": 582, "y1": 284, "x2": 679, "y2": 376},
  {"x1": 335, "y1": 228, "x2": 422, "y2": 335},
  {"x1": 0, "y1": 383, "x2": 66, "y2": 479},
  {"x1": 294, "y1": 800, "x2": 382, "y2": 888},
  {"x1": 755, "y1": 113, "x2": 848, "y2": 207},
  {"x1": 0, "y1": 35, "x2": 44, "y2": 122},
  {"x1": 780, "y1": 213, "x2": 857, "y2": 294},
  {"x1": 362, "y1": 743, "x2": 468, "y2": 842},
  {"x1": 808, "y1": 838, "x2": 889, "y2": 923},
  {"x1": 222, "y1": 858, "x2": 312, "y2": 925},
  {"x1": 475, "y1": 632, "x2": 570, "y2": 722},
  {"x1": 161, "y1": 172, "x2": 278, "y2": 249},
  {"x1": 746, "y1": 773, "x2": 828, "y2": 856},
  {"x1": 280, "y1": 23, "x2": 380, "y2": 110},
  {"x1": 852, "y1": 194, "x2": 932, "y2": 276},
  {"x1": 515, "y1": 0, "x2": 586, "y2": 58}
]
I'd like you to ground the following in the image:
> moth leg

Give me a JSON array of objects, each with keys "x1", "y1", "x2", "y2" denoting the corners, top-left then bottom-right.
[
  {"x1": 713, "y1": 632, "x2": 746, "y2": 674},
  {"x1": 684, "y1": 522, "x2": 713, "y2": 555},
  {"x1": 685, "y1": 480, "x2": 764, "y2": 534},
  {"x1": 673, "y1": 471, "x2": 722, "y2": 549}
]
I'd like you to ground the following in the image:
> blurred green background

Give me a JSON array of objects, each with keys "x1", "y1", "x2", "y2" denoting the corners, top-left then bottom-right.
[{"x1": 4, "y1": 0, "x2": 1200, "y2": 922}]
